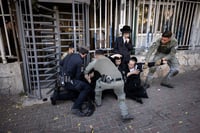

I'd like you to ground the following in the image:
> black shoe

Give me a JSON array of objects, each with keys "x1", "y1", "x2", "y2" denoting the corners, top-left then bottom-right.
[
  {"x1": 50, "y1": 95, "x2": 56, "y2": 105},
  {"x1": 71, "y1": 109, "x2": 86, "y2": 117},
  {"x1": 133, "y1": 97, "x2": 143, "y2": 104},
  {"x1": 143, "y1": 84, "x2": 150, "y2": 90},
  {"x1": 160, "y1": 83, "x2": 174, "y2": 88},
  {"x1": 122, "y1": 114, "x2": 134, "y2": 122}
]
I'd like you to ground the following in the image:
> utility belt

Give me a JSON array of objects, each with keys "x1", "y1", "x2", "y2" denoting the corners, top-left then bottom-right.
[
  {"x1": 59, "y1": 74, "x2": 73, "y2": 86},
  {"x1": 64, "y1": 76, "x2": 73, "y2": 84},
  {"x1": 101, "y1": 74, "x2": 122, "y2": 83}
]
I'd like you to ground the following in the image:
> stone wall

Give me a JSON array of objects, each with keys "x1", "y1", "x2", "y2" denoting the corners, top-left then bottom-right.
[{"x1": 0, "y1": 62, "x2": 24, "y2": 95}]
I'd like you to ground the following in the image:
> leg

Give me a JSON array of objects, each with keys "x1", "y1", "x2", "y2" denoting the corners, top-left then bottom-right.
[
  {"x1": 71, "y1": 80, "x2": 91, "y2": 110},
  {"x1": 94, "y1": 79, "x2": 103, "y2": 106},
  {"x1": 161, "y1": 57, "x2": 179, "y2": 88},
  {"x1": 113, "y1": 81, "x2": 133, "y2": 121},
  {"x1": 144, "y1": 54, "x2": 164, "y2": 88}
]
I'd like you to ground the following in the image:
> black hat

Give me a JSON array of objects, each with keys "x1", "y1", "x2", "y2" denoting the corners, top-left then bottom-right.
[
  {"x1": 120, "y1": 25, "x2": 132, "y2": 33},
  {"x1": 95, "y1": 49, "x2": 104, "y2": 55},
  {"x1": 68, "y1": 43, "x2": 74, "y2": 48},
  {"x1": 79, "y1": 47, "x2": 89, "y2": 54},
  {"x1": 130, "y1": 56, "x2": 137, "y2": 62}
]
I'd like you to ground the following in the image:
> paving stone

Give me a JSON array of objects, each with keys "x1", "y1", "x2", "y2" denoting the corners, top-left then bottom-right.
[{"x1": 0, "y1": 70, "x2": 200, "y2": 133}]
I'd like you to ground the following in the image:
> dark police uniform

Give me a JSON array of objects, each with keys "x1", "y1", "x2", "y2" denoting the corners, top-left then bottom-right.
[{"x1": 60, "y1": 53, "x2": 92, "y2": 112}]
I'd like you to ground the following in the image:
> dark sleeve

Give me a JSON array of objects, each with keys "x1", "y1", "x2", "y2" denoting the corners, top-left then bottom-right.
[
  {"x1": 75, "y1": 59, "x2": 82, "y2": 79},
  {"x1": 60, "y1": 58, "x2": 64, "y2": 66},
  {"x1": 113, "y1": 37, "x2": 120, "y2": 53},
  {"x1": 125, "y1": 41, "x2": 133, "y2": 51}
]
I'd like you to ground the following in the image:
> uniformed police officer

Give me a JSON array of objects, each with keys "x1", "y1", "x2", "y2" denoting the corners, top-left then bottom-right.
[
  {"x1": 143, "y1": 31, "x2": 179, "y2": 88},
  {"x1": 60, "y1": 47, "x2": 92, "y2": 116},
  {"x1": 84, "y1": 49, "x2": 134, "y2": 121}
]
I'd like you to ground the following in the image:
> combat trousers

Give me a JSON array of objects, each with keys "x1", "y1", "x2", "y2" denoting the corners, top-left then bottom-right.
[
  {"x1": 145, "y1": 53, "x2": 179, "y2": 85},
  {"x1": 95, "y1": 79, "x2": 129, "y2": 117}
]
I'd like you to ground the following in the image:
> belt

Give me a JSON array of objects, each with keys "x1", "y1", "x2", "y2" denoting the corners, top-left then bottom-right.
[
  {"x1": 64, "y1": 75, "x2": 72, "y2": 83},
  {"x1": 113, "y1": 78, "x2": 123, "y2": 81}
]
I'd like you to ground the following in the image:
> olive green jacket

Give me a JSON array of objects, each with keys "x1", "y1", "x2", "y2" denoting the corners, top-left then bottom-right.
[{"x1": 145, "y1": 38, "x2": 178, "y2": 62}]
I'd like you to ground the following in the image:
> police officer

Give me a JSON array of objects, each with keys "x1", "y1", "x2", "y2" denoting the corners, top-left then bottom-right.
[
  {"x1": 60, "y1": 46, "x2": 92, "y2": 116},
  {"x1": 144, "y1": 31, "x2": 179, "y2": 88},
  {"x1": 84, "y1": 49, "x2": 133, "y2": 121}
]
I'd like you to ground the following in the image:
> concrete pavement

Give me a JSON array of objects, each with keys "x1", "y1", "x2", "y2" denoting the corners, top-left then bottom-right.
[{"x1": 0, "y1": 70, "x2": 200, "y2": 133}]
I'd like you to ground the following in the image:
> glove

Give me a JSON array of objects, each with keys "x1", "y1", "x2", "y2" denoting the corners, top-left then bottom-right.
[
  {"x1": 155, "y1": 59, "x2": 162, "y2": 66},
  {"x1": 143, "y1": 62, "x2": 148, "y2": 69}
]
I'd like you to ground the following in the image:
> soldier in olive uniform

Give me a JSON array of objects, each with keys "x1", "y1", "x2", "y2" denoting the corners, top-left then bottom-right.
[
  {"x1": 143, "y1": 31, "x2": 179, "y2": 88},
  {"x1": 84, "y1": 49, "x2": 134, "y2": 121}
]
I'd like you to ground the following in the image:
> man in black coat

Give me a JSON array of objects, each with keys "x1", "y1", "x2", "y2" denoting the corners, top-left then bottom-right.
[{"x1": 114, "y1": 25, "x2": 133, "y2": 64}]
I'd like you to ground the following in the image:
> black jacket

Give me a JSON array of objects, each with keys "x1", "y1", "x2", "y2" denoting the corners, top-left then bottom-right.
[
  {"x1": 60, "y1": 53, "x2": 83, "y2": 80},
  {"x1": 114, "y1": 36, "x2": 133, "y2": 63}
]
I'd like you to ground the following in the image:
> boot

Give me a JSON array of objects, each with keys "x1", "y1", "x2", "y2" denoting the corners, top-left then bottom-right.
[{"x1": 122, "y1": 114, "x2": 134, "y2": 122}]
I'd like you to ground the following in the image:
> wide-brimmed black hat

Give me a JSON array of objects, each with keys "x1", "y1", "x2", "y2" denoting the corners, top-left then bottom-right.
[{"x1": 120, "y1": 25, "x2": 132, "y2": 33}]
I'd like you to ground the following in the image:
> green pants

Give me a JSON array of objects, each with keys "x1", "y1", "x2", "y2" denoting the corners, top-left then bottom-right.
[
  {"x1": 146, "y1": 53, "x2": 179, "y2": 85},
  {"x1": 95, "y1": 79, "x2": 129, "y2": 117}
]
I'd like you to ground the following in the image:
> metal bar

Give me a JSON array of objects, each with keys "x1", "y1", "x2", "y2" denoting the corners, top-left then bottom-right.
[
  {"x1": 37, "y1": 4, "x2": 54, "y2": 12},
  {"x1": 177, "y1": 1, "x2": 184, "y2": 46},
  {"x1": 196, "y1": 4, "x2": 200, "y2": 47},
  {"x1": 146, "y1": 0, "x2": 153, "y2": 48},
  {"x1": 164, "y1": 0, "x2": 169, "y2": 31},
  {"x1": 131, "y1": 0, "x2": 136, "y2": 47},
  {"x1": 24, "y1": 0, "x2": 36, "y2": 93},
  {"x1": 82, "y1": 3, "x2": 86, "y2": 46},
  {"x1": 186, "y1": 3, "x2": 195, "y2": 47},
  {"x1": 154, "y1": 0, "x2": 161, "y2": 34},
  {"x1": 105, "y1": 0, "x2": 107, "y2": 48},
  {"x1": 99, "y1": 0, "x2": 102, "y2": 48},
  {"x1": 183, "y1": 2, "x2": 191, "y2": 46},
  {"x1": 28, "y1": 0, "x2": 41, "y2": 98},
  {"x1": 15, "y1": 0, "x2": 31, "y2": 93},
  {"x1": 139, "y1": 0, "x2": 144, "y2": 47},
  {"x1": 174, "y1": 1, "x2": 180, "y2": 36},
  {"x1": 135, "y1": 0, "x2": 140, "y2": 49},
  {"x1": 124, "y1": 0, "x2": 126, "y2": 25},
  {"x1": 114, "y1": 0, "x2": 118, "y2": 40},
  {"x1": 94, "y1": 0, "x2": 97, "y2": 49},
  {"x1": 169, "y1": 0, "x2": 173, "y2": 31},
  {"x1": 0, "y1": 0, "x2": 12, "y2": 56},
  {"x1": 78, "y1": 3, "x2": 81, "y2": 45},
  {"x1": 8, "y1": 0, "x2": 20, "y2": 61},
  {"x1": 141, "y1": 0, "x2": 145, "y2": 34},
  {"x1": 85, "y1": 4, "x2": 90, "y2": 47},
  {"x1": 151, "y1": 0, "x2": 156, "y2": 40},
  {"x1": 0, "y1": 28, "x2": 7, "y2": 63},
  {"x1": 172, "y1": 0, "x2": 177, "y2": 33},
  {"x1": 109, "y1": 0, "x2": 113, "y2": 48},
  {"x1": 180, "y1": 2, "x2": 187, "y2": 46},
  {"x1": 72, "y1": 1, "x2": 77, "y2": 52},
  {"x1": 128, "y1": 0, "x2": 132, "y2": 26},
  {"x1": 160, "y1": 3, "x2": 164, "y2": 32}
]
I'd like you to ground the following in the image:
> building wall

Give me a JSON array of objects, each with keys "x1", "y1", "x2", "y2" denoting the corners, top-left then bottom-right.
[{"x1": 0, "y1": 62, "x2": 24, "y2": 95}]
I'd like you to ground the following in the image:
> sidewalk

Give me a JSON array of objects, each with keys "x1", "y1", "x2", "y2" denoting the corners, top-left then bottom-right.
[{"x1": 0, "y1": 70, "x2": 200, "y2": 133}]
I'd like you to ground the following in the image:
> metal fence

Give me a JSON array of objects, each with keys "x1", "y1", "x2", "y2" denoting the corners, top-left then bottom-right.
[{"x1": 0, "y1": 0, "x2": 20, "y2": 64}]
